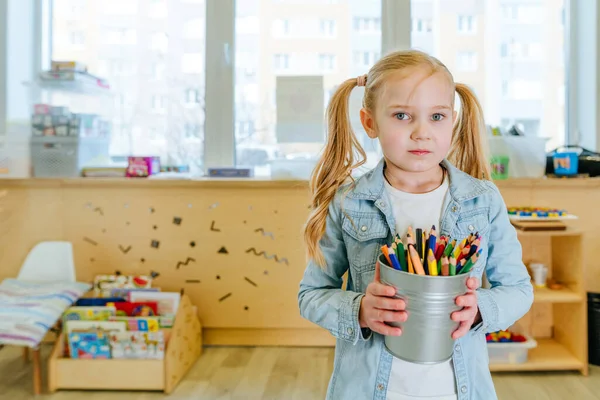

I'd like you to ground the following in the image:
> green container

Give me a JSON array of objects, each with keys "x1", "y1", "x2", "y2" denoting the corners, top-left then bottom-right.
[{"x1": 490, "y1": 155, "x2": 509, "y2": 180}]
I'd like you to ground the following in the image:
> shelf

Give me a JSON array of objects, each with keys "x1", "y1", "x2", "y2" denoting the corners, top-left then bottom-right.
[
  {"x1": 489, "y1": 339, "x2": 584, "y2": 372},
  {"x1": 23, "y1": 79, "x2": 112, "y2": 97},
  {"x1": 516, "y1": 229, "x2": 582, "y2": 238},
  {"x1": 533, "y1": 286, "x2": 583, "y2": 303}
]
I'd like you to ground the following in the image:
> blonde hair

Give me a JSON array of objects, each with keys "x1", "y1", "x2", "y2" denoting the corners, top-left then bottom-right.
[{"x1": 304, "y1": 49, "x2": 490, "y2": 266}]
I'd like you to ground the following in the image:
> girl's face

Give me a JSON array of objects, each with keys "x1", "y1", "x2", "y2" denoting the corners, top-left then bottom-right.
[{"x1": 361, "y1": 69, "x2": 456, "y2": 175}]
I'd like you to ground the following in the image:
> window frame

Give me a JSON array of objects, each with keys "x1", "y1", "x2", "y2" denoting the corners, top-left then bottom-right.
[{"x1": 30, "y1": 0, "x2": 590, "y2": 175}]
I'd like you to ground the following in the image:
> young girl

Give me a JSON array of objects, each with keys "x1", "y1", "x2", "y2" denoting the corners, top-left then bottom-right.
[{"x1": 298, "y1": 50, "x2": 533, "y2": 400}]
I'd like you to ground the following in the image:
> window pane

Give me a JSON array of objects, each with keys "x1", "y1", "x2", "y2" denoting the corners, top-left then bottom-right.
[
  {"x1": 411, "y1": 0, "x2": 566, "y2": 150},
  {"x1": 234, "y1": 0, "x2": 382, "y2": 178},
  {"x1": 51, "y1": 0, "x2": 206, "y2": 173}
]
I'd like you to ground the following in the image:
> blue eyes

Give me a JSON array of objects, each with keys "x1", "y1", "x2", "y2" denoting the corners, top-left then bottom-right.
[{"x1": 394, "y1": 113, "x2": 445, "y2": 121}]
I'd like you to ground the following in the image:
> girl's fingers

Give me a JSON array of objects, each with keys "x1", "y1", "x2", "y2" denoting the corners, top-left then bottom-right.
[
  {"x1": 374, "y1": 310, "x2": 407, "y2": 323},
  {"x1": 371, "y1": 321, "x2": 402, "y2": 336},
  {"x1": 367, "y1": 282, "x2": 396, "y2": 297},
  {"x1": 374, "y1": 297, "x2": 405, "y2": 311},
  {"x1": 452, "y1": 320, "x2": 471, "y2": 339},
  {"x1": 451, "y1": 308, "x2": 476, "y2": 322},
  {"x1": 374, "y1": 260, "x2": 381, "y2": 282}
]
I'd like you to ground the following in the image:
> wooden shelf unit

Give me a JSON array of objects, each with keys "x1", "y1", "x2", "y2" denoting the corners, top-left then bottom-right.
[
  {"x1": 490, "y1": 228, "x2": 588, "y2": 375},
  {"x1": 48, "y1": 295, "x2": 203, "y2": 394}
]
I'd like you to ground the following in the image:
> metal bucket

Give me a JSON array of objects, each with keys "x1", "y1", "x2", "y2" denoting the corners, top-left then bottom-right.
[{"x1": 378, "y1": 253, "x2": 468, "y2": 364}]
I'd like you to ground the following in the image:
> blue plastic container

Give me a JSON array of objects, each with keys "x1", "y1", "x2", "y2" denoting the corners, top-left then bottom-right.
[{"x1": 553, "y1": 152, "x2": 579, "y2": 176}]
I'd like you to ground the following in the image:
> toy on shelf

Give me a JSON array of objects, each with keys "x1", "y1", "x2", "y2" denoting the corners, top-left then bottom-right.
[
  {"x1": 508, "y1": 207, "x2": 577, "y2": 220},
  {"x1": 486, "y1": 329, "x2": 527, "y2": 343}
]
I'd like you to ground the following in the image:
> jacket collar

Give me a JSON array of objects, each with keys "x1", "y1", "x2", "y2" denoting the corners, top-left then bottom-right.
[{"x1": 346, "y1": 158, "x2": 488, "y2": 203}]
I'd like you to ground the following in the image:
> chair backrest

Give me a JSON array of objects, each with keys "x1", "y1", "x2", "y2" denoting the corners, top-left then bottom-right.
[{"x1": 17, "y1": 241, "x2": 76, "y2": 282}]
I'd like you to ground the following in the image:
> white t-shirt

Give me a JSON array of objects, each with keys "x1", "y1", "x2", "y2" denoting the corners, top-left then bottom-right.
[{"x1": 383, "y1": 176, "x2": 458, "y2": 400}]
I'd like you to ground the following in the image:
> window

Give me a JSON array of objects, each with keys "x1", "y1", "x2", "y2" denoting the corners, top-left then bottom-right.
[
  {"x1": 412, "y1": 0, "x2": 566, "y2": 149},
  {"x1": 235, "y1": 1, "x2": 382, "y2": 176},
  {"x1": 354, "y1": 17, "x2": 381, "y2": 33},
  {"x1": 185, "y1": 88, "x2": 201, "y2": 105},
  {"x1": 272, "y1": 19, "x2": 290, "y2": 37},
  {"x1": 457, "y1": 15, "x2": 476, "y2": 34},
  {"x1": 318, "y1": 54, "x2": 336, "y2": 72},
  {"x1": 456, "y1": 51, "x2": 477, "y2": 72},
  {"x1": 319, "y1": 19, "x2": 336, "y2": 37},
  {"x1": 69, "y1": 31, "x2": 85, "y2": 46},
  {"x1": 273, "y1": 54, "x2": 290, "y2": 71},
  {"x1": 412, "y1": 18, "x2": 432, "y2": 33},
  {"x1": 51, "y1": 0, "x2": 206, "y2": 172}
]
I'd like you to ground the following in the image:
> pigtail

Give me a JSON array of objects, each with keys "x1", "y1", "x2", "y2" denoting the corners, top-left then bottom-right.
[
  {"x1": 448, "y1": 83, "x2": 491, "y2": 180},
  {"x1": 304, "y1": 78, "x2": 367, "y2": 267}
]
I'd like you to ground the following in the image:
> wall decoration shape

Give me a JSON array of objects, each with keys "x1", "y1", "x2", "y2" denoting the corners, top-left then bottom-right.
[
  {"x1": 218, "y1": 247, "x2": 228, "y2": 254},
  {"x1": 209, "y1": 202, "x2": 219, "y2": 209},
  {"x1": 119, "y1": 245, "x2": 132, "y2": 254},
  {"x1": 176, "y1": 257, "x2": 196, "y2": 269},
  {"x1": 94, "y1": 207, "x2": 104, "y2": 216},
  {"x1": 151, "y1": 240, "x2": 160, "y2": 249},
  {"x1": 84, "y1": 237, "x2": 98, "y2": 246},
  {"x1": 210, "y1": 221, "x2": 221, "y2": 232},
  {"x1": 244, "y1": 277, "x2": 257, "y2": 287},
  {"x1": 185, "y1": 280, "x2": 200, "y2": 283},
  {"x1": 173, "y1": 217, "x2": 182, "y2": 225},
  {"x1": 219, "y1": 293, "x2": 232, "y2": 302},
  {"x1": 190, "y1": 241, "x2": 196, "y2": 248},
  {"x1": 254, "y1": 228, "x2": 274, "y2": 239},
  {"x1": 245, "y1": 247, "x2": 289, "y2": 265}
]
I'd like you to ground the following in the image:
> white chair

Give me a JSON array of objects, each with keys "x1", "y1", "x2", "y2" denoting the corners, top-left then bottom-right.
[{"x1": 17, "y1": 241, "x2": 76, "y2": 282}]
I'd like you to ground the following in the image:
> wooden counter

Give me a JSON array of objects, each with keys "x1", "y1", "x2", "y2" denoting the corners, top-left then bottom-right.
[{"x1": 0, "y1": 176, "x2": 599, "y2": 349}]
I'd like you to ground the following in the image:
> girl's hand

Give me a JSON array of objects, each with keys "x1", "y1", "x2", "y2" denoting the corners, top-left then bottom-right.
[
  {"x1": 358, "y1": 260, "x2": 407, "y2": 336},
  {"x1": 451, "y1": 277, "x2": 482, "y2": 339}
]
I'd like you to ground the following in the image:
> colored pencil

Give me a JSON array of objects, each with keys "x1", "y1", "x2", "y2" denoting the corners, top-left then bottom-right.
[
  {"x1": 415, "y1": 228, "x2": 423, "y2": 262},
  {"x1": 388, "y1": 247, "x2": 402, "y2": 270},
  {"x1": 427, "y1": 249, "x2": 438, "y2": 276},
  {"x1": 396, "y1": 240, "x2": 406, "y2": 271},
  {"x1": 441, "y1": 256, "x2": 449, "y2": 276},
  {"x1": 407, "y1": 248, "x2": 414, "y2": 273},
  {"x1": 460, "y1": 249, "x2": 482, "y2": 274},
  {"x1": 381, "y1": 245, "x2": 392, "y2": 266},
  {"x1": 453, "y1": 238, "x2": 466, "y2": 260},
  {"x1": 449, "y1": 256, "x2": 457, "y2": 276},
  {"x1": 408, "y1": 244, "x2": 425, "y2": 275}
]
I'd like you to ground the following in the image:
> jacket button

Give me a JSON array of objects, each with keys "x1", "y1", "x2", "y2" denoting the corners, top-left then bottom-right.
[
  {"x1": 455, "y1": 344, "x2": 461, "y2": 352},
  {"x1": 361, "y1": 225, "x2": 367, "y2": 232},
  {"x1": 461, "y1": 386, "x2": 467, "y2": 393},
  {"x1": 452, "y1": 206, "x2": 458, "y2": 212},
  {"x1": 347, "y1": 327, "x2": 354, "y2": 335},
  {"x1": 468, "y1": 225, "x2": 474, "y2": 231},
  {"x1": 377, "y1": 383, "x2": 384, "y2": 391}
]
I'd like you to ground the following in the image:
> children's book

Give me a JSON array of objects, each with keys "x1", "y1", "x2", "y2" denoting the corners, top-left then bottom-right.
[
  {"x1": 128, "y1": 292, "x2": 180, "y2": 327},
  {"x1": 109, "y1": 331, "x2": 165, "y2": 359},
  {"x1": 110, "y1": 287, "x2": 160, "y2": 298},
  {"x1": 65, "y1": 320, "x2": 127, "y2": 334},
  {"x1": 108, "y1": 316, "x2": 160, "y2": 332},
  {"x1": 106, "y1": 301, "x2": 159, "y2": 317},
  {"x1": 94, "y1": 274, "x2": 154, "y2": 297},
  {"x1": 62, "y1": 306, "x2": 116, "y2": 325},
  {"x1": 68, "y1": 329, "x2": 111, "y2": 359}
]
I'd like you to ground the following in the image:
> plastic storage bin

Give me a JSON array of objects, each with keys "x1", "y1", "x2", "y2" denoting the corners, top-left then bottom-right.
[
  {"x1": 487, "y1": 332, "x2": 537, "y2": 364},
  {"x1": 30, "y1": 136, "x2": 110, "y2": 178}
]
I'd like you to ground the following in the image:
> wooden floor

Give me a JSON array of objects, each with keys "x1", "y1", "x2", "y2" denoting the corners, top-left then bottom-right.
[{"x1": 1, "y1": 345, "x2": 600, "y2": 399}]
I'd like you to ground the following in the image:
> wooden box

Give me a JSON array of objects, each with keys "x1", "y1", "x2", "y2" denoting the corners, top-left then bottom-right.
[{"x1": 48, "y1": 295, "x2": 202, "y2": 394}]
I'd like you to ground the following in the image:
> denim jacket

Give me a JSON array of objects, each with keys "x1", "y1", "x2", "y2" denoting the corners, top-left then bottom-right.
[{"x1": 298, "y1": 158, "x2": 534, "y2": 400}]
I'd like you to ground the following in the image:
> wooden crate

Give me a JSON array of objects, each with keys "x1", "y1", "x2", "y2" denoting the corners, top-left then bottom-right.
[{"x1": 48, "y1": 295, "x2": 202, "y2": 393}]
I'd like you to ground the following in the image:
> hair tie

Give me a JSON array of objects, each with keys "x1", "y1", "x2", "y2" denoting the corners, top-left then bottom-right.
[{"x1": 356, "y1": 74, "x2": 367, "y2": 87}]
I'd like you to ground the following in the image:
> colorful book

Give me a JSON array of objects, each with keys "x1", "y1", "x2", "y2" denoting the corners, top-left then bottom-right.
[
  {"x1": 109, "y1": 331, "x2": 165, "y2": 359},
  {"x1": 108, "y1": 316, "x2": 160, "y2": 332},
  {"x1": 62, "y1": 306, "x2": 116, "y2": 325},
  {"x1": 128, "y1": 292, "x2": 180, "y2": 327},
  {"x1": 68, "y1": 329, "x2": 111, "y2": 359},
  {"x1": 93, "y1": 274, "x2": 154, "y2": 297}
]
